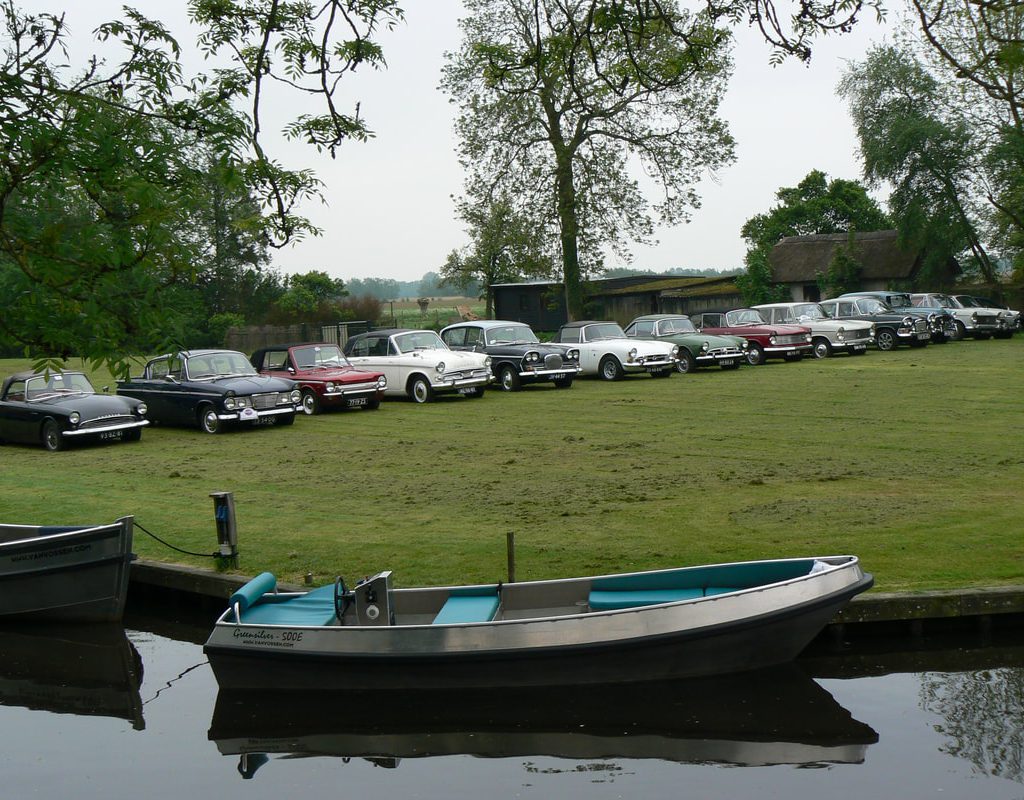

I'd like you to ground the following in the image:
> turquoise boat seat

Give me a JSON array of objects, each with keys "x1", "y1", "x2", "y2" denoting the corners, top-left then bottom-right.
[
  {"x1": 589, "y1": 586, "x2": 741, "y2": 610},
  {"x1": 432, "y1": 593, "x2": 500, "y2": 625},
  {"x1": 238, "y1": 583, "x2": 338, "y2": 626}
]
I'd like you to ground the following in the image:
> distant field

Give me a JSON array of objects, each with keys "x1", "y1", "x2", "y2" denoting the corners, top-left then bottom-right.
[
  {"x1": 2, "y1": 337, "x2": 1022, "y2": 594},
  {"x1": 379, "y1": 296, "x2": 485, "y2": 330}
]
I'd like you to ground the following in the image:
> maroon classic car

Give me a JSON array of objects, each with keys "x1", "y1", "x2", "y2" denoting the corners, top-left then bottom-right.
[
  {"x1": 250, "y1": 343, "x2": 387, "y2": 414},
  {"x1": 689, "y1": 309, "x2": 813, "y2": 366}
]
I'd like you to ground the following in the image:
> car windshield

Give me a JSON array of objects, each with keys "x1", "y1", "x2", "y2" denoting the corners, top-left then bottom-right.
[
  {"x1": 858, "y1": 299, "x2": 890, "y2": 314},
  {"x1": 655, "y1": 318, "x2": 696, "y2": 334},
  {"x1": 937, "y1": 294, "x2": 961, "y2": 308},
  {"x1": 582, "y1": 323, "x2": 626, "y2": 340},
  {"x1": 792, "y1": 304, "x2": 828, "y2": 321},
  {"x1": 956, "y1": 296, "x2": 981, "y2": 307},
  {"x1": 887, "y1": 294, "x2": 912, "y2": 307},
  {"x1": 23, "y1": 373, "x2": 95, "y2": 400},
  {"x1": 486, "y1": 325, "x2": 539, "y2": 345},
  {"x1": 292, "y1": 344, "x2": 350, "y2": 368},
  {"x1": 726, "y1": 309, "x2": 767, "y2": 326},
  {"x1": 186, "y1": 352, "x2": 257, "y2": 379},
  {"x1": 394, "y1": 331, "x2": 447, "y2": 353}
]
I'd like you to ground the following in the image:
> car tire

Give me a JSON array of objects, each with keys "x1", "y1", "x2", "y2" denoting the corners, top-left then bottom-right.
[
  {"x1": 675, "y1": 350, "x2": 696, "y2": 374},
  {"x1": 553, "y1": 377, "x2": 574, "y2": 388},
  {"x1": 41, "y1": 420, "x2": 65, "y2": 452},
  {"x1": 409, "y1": 376, "x2": 434, "y2": 404},
  {"x1": 952, "y1": 320, "x2": 967, "y2": 340},
  {"x1": 745, "y1": 343, "x2": 764, "y2": 366},
  {"x1": 875, "y1": 329, "x2": 897, "y2": 351},
  {"x1": 198, "y1": 404, "x2": 222, "y2": 434},
  {"x1": 301, "y1": 389, "x2": 320, "y2": 415},
  {"x1": 812, "y1": 338, "x2": 832, "y2": 359},
  {"x1": 499, "y1": 365, "x2": 522, "y2": 392},
  {"x1": 599, "y1": 356, "x2": 624, "y2": 381}
]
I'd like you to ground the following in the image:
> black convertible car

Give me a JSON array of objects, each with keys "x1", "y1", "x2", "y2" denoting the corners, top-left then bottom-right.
[
  {"x1": 117, "y1": 350, "x2": 300, "y2": 433},
  {"x1": 0, "y1": 371, "x2": 148, "y2": 451}
]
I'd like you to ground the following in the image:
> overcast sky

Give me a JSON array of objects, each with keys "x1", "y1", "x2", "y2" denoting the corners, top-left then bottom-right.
[{"x1": 25, "y1": 1, "x2": 891, "y2": 283}]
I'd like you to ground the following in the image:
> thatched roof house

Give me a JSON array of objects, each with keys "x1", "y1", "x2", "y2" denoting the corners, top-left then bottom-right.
[{"x1": 768, "y1": 230, "x2": 958, "y2": 301}]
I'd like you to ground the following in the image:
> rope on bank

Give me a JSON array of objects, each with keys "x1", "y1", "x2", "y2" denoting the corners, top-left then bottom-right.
[{"x1": 135, "y1": 521, "x2": 220, "y2": 559}]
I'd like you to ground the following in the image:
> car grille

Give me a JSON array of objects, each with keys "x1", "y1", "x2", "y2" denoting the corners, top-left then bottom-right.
[
  {"x1": 252, "y1": 392, "x2": 290, "y2": 410},
  {"x1": 913, "y1": 319, "x2": 928, "y2": 333},
  {"x1": 442, "y1": 369, "x2": 491, "y2": 381},
  {"x1": 846, "y1": 329, "x2": 872, "y2": 342},
  {"x1": 976, "y1": 313, "x2": 1000, "y2": 326},
  {"x1": 543, "y1": 354, "x2": 565, "y2": 370},
  {"x1": 775, "y1": 334, "x2": 807, "y2": 345},
  {"x1": 708, "y1": 347, "x2": 744, "y2": 357},
  {"x1": 78, "y1": 414, "x2": 136, "y2": 430}
]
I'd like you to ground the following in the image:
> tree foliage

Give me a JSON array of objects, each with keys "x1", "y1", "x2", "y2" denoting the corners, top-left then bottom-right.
[
  {"x1": 738, "y1": 169, "x2": 888, "y2": 302},
  {"x1": 442, "y1": 192, "x2": 555, "y2": 317},
  {"x1": 0, "y1": 0, "x2": 402, "y2": 373}
]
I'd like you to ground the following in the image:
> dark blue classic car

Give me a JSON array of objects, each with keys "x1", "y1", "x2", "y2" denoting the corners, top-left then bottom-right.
[
  {"x1": 117, "y1": 350, "x2": 300, "y2": 433},
  {"x1": 439, "y1": 320, "x2": 581, "y2": 391},
  {"x1": 0, "y1": 371, "x2": 148, "y2": 451}
]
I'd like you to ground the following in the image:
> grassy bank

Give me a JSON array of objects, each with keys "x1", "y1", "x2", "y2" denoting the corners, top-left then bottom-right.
[{"x1": 2, "y1": 337, "x2": 1022, "y2": 593}]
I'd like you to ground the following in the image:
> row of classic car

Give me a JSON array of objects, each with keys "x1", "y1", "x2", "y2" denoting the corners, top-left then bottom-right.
[{"x1": 1, "y1": 292, "x2": 1017, "y2": 450}]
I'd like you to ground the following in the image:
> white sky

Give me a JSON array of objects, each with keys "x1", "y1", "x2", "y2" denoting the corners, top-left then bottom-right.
[{"x1": 21, "y1": 1, "x2": 892, "y2": 283}]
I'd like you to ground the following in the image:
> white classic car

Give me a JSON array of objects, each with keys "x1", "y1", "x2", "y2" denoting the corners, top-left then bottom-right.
[
  {"x1": 753, "y1": 302, "x2": 875, "y2": 358},
  {"x1": 342, "y1": 329, "x2": 492, "y2": 403},
  {"x1": 910, "y1": 293, "x2": 1012, "y2": 339},
  {"x1": 551, "y1": 320, "x2": 678, "y2": 379},
  {"x1": 950, "y1": 295, "x2": 1018, "y2": 338}
]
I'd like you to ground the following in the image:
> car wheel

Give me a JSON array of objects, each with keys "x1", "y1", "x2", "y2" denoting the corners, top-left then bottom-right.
[
  {"x1": 675, "y1": 350, "x2": 696, "y2": 374},
  {"x1": 41, "y1": 420, "x2": 65, "y2": 451},
  {"x1": 552, "y1": 377, "x2": 574, "y2": 388},
  {"x1": 599, "y1": 356, "x2": 624, "y2": 381},
  {"x1": 812, "y1": 338, "x2": 832, "y2": 359},
  {"x1": 301, "y1": 389, "x2": 320, "y2": 415},
  {"x1": 745, "y1": 343, "x2": 764, "y2": 366},
  {"x1": 409, "y1": 376, "x2": 434, "y2": 404},
  {"x1": 952, "y1": 320, "x2": 967, "y2": 340},
  {"x1": 875, "y1": 329, "x2": 897, "y2": 351},
  {"x1": 198, "y1": 404, "x2": 222, "y2": 434},
  {"x1": 499, "y1": 365, "x2": 522, "y2": 392}
]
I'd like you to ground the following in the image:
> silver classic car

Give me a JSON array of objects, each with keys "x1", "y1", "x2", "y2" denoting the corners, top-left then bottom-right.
[
  {"x1": 551, "y1": 321, "x2": 678, "y2": 379},
  {"x1": 753, "y1": 303, "x2": 875, "y2": 358}
]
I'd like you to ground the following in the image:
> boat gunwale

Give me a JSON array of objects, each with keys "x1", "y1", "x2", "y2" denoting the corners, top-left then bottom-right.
[{"x1": 0, "y1": 519, "x2": 130, "y2": 552}]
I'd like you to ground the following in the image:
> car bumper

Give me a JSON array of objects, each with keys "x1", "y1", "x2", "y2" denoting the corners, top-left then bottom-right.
[
  {"x1": 518, "y1": 365, "x2": 583, "y2": 379},
  {"x1": 623, "y1": 357, "x2": 676, "y2": 372},
  {"x1": 695, "y1": 350, "x2": 745, "y2": 367},
  {"x1": 219, "y1": 405, "x2": 300, "y2": 422},
  {"x1": 897, "y1": 329, "x2": 931, "y2": 342},
  {"x1": 433, "y1": 374, "x2": 492, "y2": 393},
  {"x1": 63, "y1": 419, "x2": 150, "y2": 438},
  {"x1": 764, "y1": 344, "x2": 813, "y2": 356},
  {"x1": 833, "y1": 338, "x2": 873, "y2": 352},
  {"x1": 321, "y1": 384, "x2": 383, "y2": 407}
]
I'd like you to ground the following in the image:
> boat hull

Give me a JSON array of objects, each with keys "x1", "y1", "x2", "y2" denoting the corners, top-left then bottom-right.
[
  {"x1": 206, "y1": 557, "x2": 872, "y2": 690},
  {"x1": 0, "y1": 517, "x2": 134, "y2": 622}
]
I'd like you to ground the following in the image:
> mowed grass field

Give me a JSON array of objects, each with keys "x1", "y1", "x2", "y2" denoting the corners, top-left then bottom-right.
[{"x1": 2, "y1": 336, "x2": 1022, "y2": 593}]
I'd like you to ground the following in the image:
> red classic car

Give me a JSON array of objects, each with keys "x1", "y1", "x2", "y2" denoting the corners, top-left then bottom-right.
[
  {"x1": 689, "y1": 309, "x2": 813, "y2": 365},
  {"x1": 250, "y1": 343, "x2": 387, "y2": 414}
]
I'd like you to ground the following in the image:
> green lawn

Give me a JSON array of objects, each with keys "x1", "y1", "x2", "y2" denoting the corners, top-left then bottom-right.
[{"x1": 2, "y1": 337, "x2": 1022, "y2": 593}]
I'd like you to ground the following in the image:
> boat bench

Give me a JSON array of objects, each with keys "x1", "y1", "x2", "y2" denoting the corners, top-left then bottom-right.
[
  {"x1": 432, "y1": 592, "x2": 501, "y2": 625},
  {"x1": 237, "y1": 583, "x2": 338, "y2": 626},
  {"x1": 588, "y1": 586, "x2": 740, "y2": 611}
]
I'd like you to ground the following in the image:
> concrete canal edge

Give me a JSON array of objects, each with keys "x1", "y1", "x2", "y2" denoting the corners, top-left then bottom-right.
[{"x1": 130, "y1": 559, "x2": 1024, "y2": 638}]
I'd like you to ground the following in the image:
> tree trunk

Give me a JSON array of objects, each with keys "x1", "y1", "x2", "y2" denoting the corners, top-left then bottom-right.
[{"x1": 554, "y1": 153, "x2": 584, "y2": 320}]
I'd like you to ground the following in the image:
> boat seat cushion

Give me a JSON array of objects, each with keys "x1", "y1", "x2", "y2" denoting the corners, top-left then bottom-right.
[
  {"x1": 589, "y1": 587, "x2": 740, "y2": 610},
  {"x1": 237, "y1": 583, "x2": 338, "y2": 626},
  {"x1": 432, "y1": 593, "x2": 500, "y2": 625}
]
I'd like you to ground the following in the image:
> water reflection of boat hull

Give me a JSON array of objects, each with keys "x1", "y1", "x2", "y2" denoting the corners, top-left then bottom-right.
[
  {"x1": 209, "y1": 664, "x2": 877, "y2": 772},
  {"x1": 0, "y1": 624, "x2": 144, "y2": 729},
  {"x1": 0, "y1": 517, "x2": 134, "y2": 622}
]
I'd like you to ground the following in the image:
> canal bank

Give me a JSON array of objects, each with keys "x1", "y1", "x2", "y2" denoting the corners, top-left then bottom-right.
[{"x1": 129, "y1": 559, "x2": 1024, "y2": 639}]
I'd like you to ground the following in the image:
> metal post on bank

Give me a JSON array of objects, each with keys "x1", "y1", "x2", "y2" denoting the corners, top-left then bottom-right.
[{"x1": 210, "y1": 491, "x2": 239, "y2": 570}]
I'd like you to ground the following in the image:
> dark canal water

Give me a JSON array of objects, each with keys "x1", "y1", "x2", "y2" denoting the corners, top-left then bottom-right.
[{"x1": 2, "y1": 612, "x2": 1022, "y2": 799}]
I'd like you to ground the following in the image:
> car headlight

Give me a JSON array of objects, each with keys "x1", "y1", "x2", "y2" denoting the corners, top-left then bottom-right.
[
  {"x1": 928, "y1": 312, "x2": 937, "y2": 323},
  {"x1": 224, "y1": 396, "x2": 237, "y2": 410},
  {"x1": 377, "y1": 376, "x2": 387, "y2": 389},
  {"x1": 902, "y1": 316, "x2": 914, "y2": 327},
  {"x1": 870, "y1": 324, "x2": 877, "y2": 337},
  {"x1": 837, "y1": 327, "x2": 845, "y2": 341},
  {"x1": 137, "y1": 402, "x2": 148, "y2": 417},
  {"x1": 741, "y1": 340, "x2": 749, "y2": 349},
  {"x1": 670, "y1": 345, "x2": 679, "y2": 356},
  {"x1": 325, "y1": 382, "x2": 336, "y2": 393},
  {"x1": 289, "y1": 390, "x2": 301, "y2": 403},
  {"x1": 769, "y1": 335, "x2": 777, "y2": 345},
  {"x1": 701, "y1": 341, "x2": 710, "y2": 352},
  {"x1": 569, "y1": 349, "x2": 580, "y2": 361},
  {"x1": 484, "y1": 356, "x2": 492, "y2": 368},
  {"x1": 69, "y1": 411, "x2": 80, "y2": 426},
  {"x1": 435, "y1": 361, "x2": 445, "y2": 374},
  {"x1": 805, "y1": 333, "x2": 812, "y2": 342},
  {"x1": 971, "y1": 312, "x2": 979, "y2": 323},
  {"x1": 628, "y1": 348, "x2": 638, "y2": 360}
]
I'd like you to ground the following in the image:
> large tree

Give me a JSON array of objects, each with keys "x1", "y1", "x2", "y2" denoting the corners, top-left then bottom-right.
[
  {"x1": 0, "y1": 0, "x2": 402, "y2": 373},
  {"x1": 442, "y1": 0, "x2": 737, "y2": 320},
  {"x1": 737, "y1": 169, "x2": 890, "y2": 302}
]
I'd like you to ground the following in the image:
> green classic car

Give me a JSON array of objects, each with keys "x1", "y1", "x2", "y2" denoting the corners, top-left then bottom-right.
[{"x1": 624, "y1": 314, "x2": 748, "y2": 373}]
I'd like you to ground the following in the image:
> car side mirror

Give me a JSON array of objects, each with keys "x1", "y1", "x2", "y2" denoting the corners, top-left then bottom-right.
[{"x1": 287, "y1": 366, "x2": 295, "y2": 374}]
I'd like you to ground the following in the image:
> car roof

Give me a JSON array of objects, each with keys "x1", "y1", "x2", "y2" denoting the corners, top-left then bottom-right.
[
  {"x1": 560, "y1": 320, "x2": 613, "y2": 328},
  {"x1": 1, "y1": 370, "x2": 86, "y2": 396},
  {"x1": 442, "y1": 320, "x2": 533, "y2": 331},
  {"x1": 348, "y1": 328, "x2": 425, "y2": 340},
  {"x1": 630, "y1": 314, "x2": 691, "y2": 321}
]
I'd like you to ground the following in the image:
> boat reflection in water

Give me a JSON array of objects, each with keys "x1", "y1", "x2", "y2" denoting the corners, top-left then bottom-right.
[
  {"x1": 209, "y1": 663, "x2": 877, "y2": 777},
  {"x1": 0, "y1": 624, "x2": 144, "y2": 729}
]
